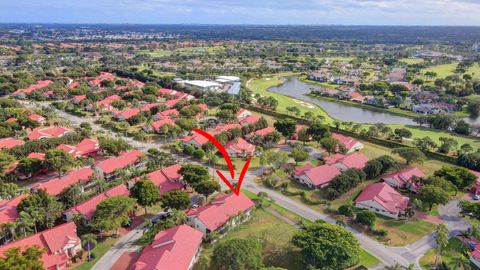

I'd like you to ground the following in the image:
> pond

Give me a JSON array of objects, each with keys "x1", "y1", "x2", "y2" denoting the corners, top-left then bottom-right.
[{"x1": 268, "y1": 76, "x2": 417, "y2": 125}]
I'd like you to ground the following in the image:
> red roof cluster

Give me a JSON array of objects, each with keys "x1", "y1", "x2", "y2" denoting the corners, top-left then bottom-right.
[
  {"x1": 248, "y1": 127, "x2": 275, "y2": 137},
  {"x1": 225, "y1": 138, "x2": 256, "y2": 156},
  {"x1": 187, "y1": 193, "x2": 255, "y2": 232},
  {"x1": 155, "y1": 109, "x2": 179, "y2": 120},
  {"x1": 0, "y1": 222, "x2": 80, "y2": 270},
  {"x1": 151, "y1": 118, "x2": 176, "y2": 133},
  {"x1": 28, "y1": 113, "x2": 46, "y2": 123},
  {"x1": 12, "y1": 80, "x2": 53, "y2": 96},
  {"x1": 325, "y1": 153, "x2": 369, "y2": 170},
  {"x1": 31, "y1": 168, "x2": 93, "y2": 196},
  {"x1": 382, "y1": 167, "x2": 425, "y2": 190},
  {"x1": 303, "y1": 165, "x2": 341, "y2": 187},
  {"x1": 332, "y1": 133, "x2": 361, "y2": 151},
  {"x1": 133, "y1": 224, "x2": 203, "y2": 270},
  {"x1": 140, "y1": 164, "x2": 182, "y2": 194},
  {"x1": 113, "y1": 108, "x2": 141, "y2": 120}
]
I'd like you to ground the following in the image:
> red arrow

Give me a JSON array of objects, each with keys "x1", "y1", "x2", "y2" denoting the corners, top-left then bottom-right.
[{"x1": 192, "y1": 128, "x2": 251, "y2": 195}]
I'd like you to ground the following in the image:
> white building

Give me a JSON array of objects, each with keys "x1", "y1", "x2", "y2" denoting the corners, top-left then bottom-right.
[{"x1": 184, "y1": 80, "x2": 223, "y2": 92}]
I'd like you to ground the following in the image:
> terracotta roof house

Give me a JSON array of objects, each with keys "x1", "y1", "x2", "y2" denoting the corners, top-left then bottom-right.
[
  {"x1": 215, "y1": 123, "x2": 242, "y2": 133},
  {"x1": 63, "y1": 184, "x2": 130, "y2": 221},
  {"x1": 137, "y1": 164, "x2": 183, "y2": 194},
  {"x1": 27, "y1": 126, "x2": 74, "y2": 140},
  {"x1": 239, "y1": 115, "x2": 260, "y2": 126},
  {"x1": 348, "y1": 92, "x2": 365, "y2": 103},
  {"x1": 0, "y1": 194, "x2": 29, "y2": 225},
  {"x1": 93, "y1": 150, "x2": 144, "y2": 181},
  {"x1": 164, "y1": 98, "x2": 182, "y2": 108},
  {"x1": 236, "y1": 108, "x2": 252, "y2": 119},
  {"x1": 0, "y1": 137, "x2": 24, "y2": 149},
  {"x1": 67, "y1": 82, "x2": 80, "y2": 90},
  {"x1": 0, "y1": 222, "x2": 81, "y2": 270},
  {"x1": 112, "y1": 108, "x2": 141, "y2": 121},
  {"x1": 153, "y1": 109, "x2": 180, "y2": 121},
  {"x1": 91, "y1": 94, "x2": 121, "y2": 112},
  {"x1": 132, "y1": 224, "x2": 203, "y2": 270},
  {"x1": 246, "y1": 127, "x2": 275, "y2": 139},
  {"x1": 187, "y1": 192, "x2": 255, "y2": 236},
  {"x1": 71, "y1": 95, "x2": 86, "y2": 104},
  {"x1": 293, "y1": 164, "x2": 341, "y2": 188},
  {"x1": 140, "y1": 103, "x2": 161, "y2": 112},
  {"x1": 31, "y1": 168, "x2": 93, "y2": 196},
  {"x1": 292, "y1": 125, "x2": 309, "y2": 140},
  {"x1": 182, "y1": 133, "x2": 212, "y2": 148},
  {"x1": 325, "y1": 153, "x2": 369, "y2": 171},
  {"x1": 28, "y1": 113, "x2": 46, "y2": 124},
  {"x1": 4, "y1": 117, "x2": 17, "y2": 123},
  {"x1": 332, "y1": 133, "x2": 364, "y2": 153},
  {"x1": 225, "y1": 138, "x2": 256, "y2": 157},
  {"x1": 382, "y1": 168, "x2": 425, "y2": 193},
  {"x1": 27, "y1": 152, "x2": 46, "y2": 160},
  {"x1": 11, "y1": 80, "x2": 53, "y2": 99},
  {"x1": 158, "y1": 88, "x2": 179, "y2": 96},
  {"x1": 355, "y1": 182, "x2": 410, "y2": 219},
  {"x1": 147, "y1": 118, "x2": 177, "y2": 134},
  {"x1": 56, "y1": 138, "x2": 100, "y2": 158},
  {"x1": 88, "y1": 72, "x2": 116, "y2": 86}
]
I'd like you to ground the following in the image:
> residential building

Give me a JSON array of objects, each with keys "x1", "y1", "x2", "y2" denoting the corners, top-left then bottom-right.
[
  {"x1": 0, "y1": 222, "x2": 81, "y2": 270},
  {"x1": 293, "y1": 164, "x2": 341, "y2": 188},
  {"x1": 11, "y1": 80, "x2": 54, "y2": 99},
  {"x1": 325, "y1": 153, "x2": 369, "y2": 170},
  {"x1": 28, "y1": 113, "x2": 46, "y2": 124},
  {"x1": 132, "y1": 225, "x2": 203, "y2": 270},
  {"x1": 0, "y1": 137, "x2": 24, "y2": 149},
  {"x1": 355, "y1": 182, "x2": 410, "y2": 219},
  {"x1": 236, "y1": 108, "x2": 252, "y2": 119},
  {"x1": 56, "y1": 138, "x2": 100, "y2": 158},
  {"x1": 112, "y1": 108, "x2": 141, "y2": 121},
  {"x1": 136, "y1": 164, "x2": 183, "y2": 194},
  {"x1": 184, "y1": 80, "x2": 223, "y2": 92},
  {"x1": 186, "y1": 193, "x2": 255, "y2": 236},
  {"x1": 145, "y1": 118, "x2": 177, "y2": 134},
  {"x1": 27, "y1": 126, "x2": 74, "y2": 140},
  {"x1": 31, "y1": 168, "x2": 93, "y2": 196},
  {"x1": 225, "y1": 138, "x2": 256, "y2": 157},
  {"x1": 93, "y1": 150, "x2": 144, "y2": 180},
  {"x1": 382, "y1": 168, "x2": 425, "y2": 193},
  {"x1": 332, "y1": 133, "x2": 364, "y2": 153}
]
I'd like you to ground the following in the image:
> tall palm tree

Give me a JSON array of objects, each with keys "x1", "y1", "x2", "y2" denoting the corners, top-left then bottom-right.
[
  {"x1": 458, "y1": 230, "x2": 471, "y2": 249},
  {"x1": 383, "y1": 262, "x2": 403, "y2": 270},
  {"x1": 434, "y1": 224, "x2": 449, "y2": 269},
  {"x1": 26, "y1": 208, "x2": 41, "y2": 233},
  {"x1": 81, "y1": 234, "x2": 98, "y2": 261},
  {"x1": 450, "y1": 254, "x2": 472, "y2": 270},
  {"x1": 5, "y1": 222, "x2": 17, "y2": 240},
  {"x1": 16, "y1": 212, "x2": 35, "y2": 238}
]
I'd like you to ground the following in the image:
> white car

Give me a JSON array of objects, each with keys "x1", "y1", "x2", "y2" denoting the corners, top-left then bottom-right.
[{"x1": 474, "y1": 194, "x2": 480, "y2": 200}]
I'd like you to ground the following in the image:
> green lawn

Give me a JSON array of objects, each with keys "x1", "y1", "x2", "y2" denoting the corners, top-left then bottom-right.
[
  {"x1": 400, "y1": 58, "x2": 424, "y2": 65},
  {"x1": 419, "y1": 238, "x2": 468, "y2": 269},
  {"x1": 73, "y1": 235, "x2": 118, "y2": 270},
  {"x1": 247, "y1": 75, "x2": 334, "y2": 124},
  {"x1": 375, "y1": 218, "x2": 434, "y2": 246},
  {"x1": 420, "y1": 62, "x2": 480, "y2": 79}
]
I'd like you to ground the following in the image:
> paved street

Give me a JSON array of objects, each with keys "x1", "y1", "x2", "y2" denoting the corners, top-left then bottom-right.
[{"x1": 24, "y1": 101, "x2": 470, "y2": 269}]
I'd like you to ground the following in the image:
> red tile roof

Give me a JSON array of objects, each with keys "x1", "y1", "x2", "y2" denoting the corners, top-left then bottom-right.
[
  {"x1": 187, "y1": 193, "x2": 255, "y2": 232},
  {"x1": 95, "y1": 150, "x2": 143, "y2": 174},
  {"x1": 158, "y1": 88, "x2": 178, "y2": 96},
  {"x1": 0, "y1": 137, "x2": 24, "y2": 149},
  {"x1": 293, "y1": 163, "x2": 315, "y2": 177},
  {"x1": 97, "y1": 95, "x2": 121, "y2": 109},
  {"x1": 225, "y1": 138, "x2": 256, "y2": 155},
  {"x1": 27, "y1": 126, "x2": 73, "y2": 140},
  {"x1": 57, "y1": 138, "x2": 99, "y2": 158},
  {"x1": 151, "y1": 118, "x2": 176, "y2": 133},
  {"x1": 332, "y1": 133, "x2": 360, "y2": 151},
  {"x1": 140, "y1": 103, "x2": 161, "y2": 111},
  {"x1": 32, "y1": 168, "x2": 93, "y2": 196},
  {"x1": 164, "y1": 98, "x2": 182, "y2": 108},
  {"x1": 304, "y1": 165, "x2": 341, "y2": 187},
  {"x1": 4, "y1": 117, "x2": 17, "y2": 123},
  {"x1": 326, "y1": 153, "x2": 369, "y2": 169},
  {"x1": 239, "y1": 115, "x2": 260, "y2": 125},
  {"x1": 0, "y1": 222, "x2": 80, "y2": 270},
  {"x1": 0, "y1": 194, "x2": 29, "y2": 224},
  {"x1": 12, "y1": 80, "x2": 53, "y2": 96},
  {"x1": 65, "y1": 184, "x2": 130, "y2": 220},
  {"x1": 133, "y1": 224, "x2": 203, "y2": 270},
  {"x1": 215, "y1": 123, "x2": 242, "y2": 133},
  {"x1": 27, "y1": 152, "x2": 45, "y2": 160},
  {"x1": 155, "y1": 109, "x2": 180, "y2": 120},
  {"x1": 382, "y1": 167, "x2": 425, "y2": 189},
  {"x1": 72, "y1": 95, "x2": 86, "y2": 103},
  {"x1": 140, "y1": 164, "x2": 182, "y2": 194},
  {"x1": 182, "y1": 133, "x2": 211, "y2": 146},
  {"x1": 28, "y1": 114, "x2": 45, "y2": 123},
  {"x1": 113, "y1": 108, "x2": 141, "y2": 120},
  {"x1": 355, "y1": 182, "x2": 410, "y2": 213},
  {"x1": 67, "y1": 82, "x2": 80, "y2": 89},
  {"x1": 249, "y1": 127, "x2": 275, "y2": 137}
]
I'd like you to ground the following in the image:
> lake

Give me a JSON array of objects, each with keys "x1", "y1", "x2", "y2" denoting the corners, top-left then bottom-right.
[{"x1": 268, "y1": 76, "x2": 417, "y2": 125}]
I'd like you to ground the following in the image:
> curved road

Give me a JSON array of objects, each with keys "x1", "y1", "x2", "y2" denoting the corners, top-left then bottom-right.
[{"x1": 22, "y1": 101, "x2": 470, "y2": 269}]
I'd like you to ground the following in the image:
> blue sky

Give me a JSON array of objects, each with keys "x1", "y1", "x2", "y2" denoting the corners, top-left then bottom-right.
[{"x1": 1, "y1": 0, "x2": 480, "y2": 25}]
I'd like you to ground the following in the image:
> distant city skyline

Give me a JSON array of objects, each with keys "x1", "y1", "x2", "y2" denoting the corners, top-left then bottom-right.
[{"x1": 1, "y1": 0, "x2": 480, "y2": 26}]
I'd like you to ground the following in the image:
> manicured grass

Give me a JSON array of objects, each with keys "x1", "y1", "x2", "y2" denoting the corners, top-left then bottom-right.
[
  {"x1": 387, "y1": 124, "x2": 480, "y2": 149},
  {"x1": 316, "y1": 56, "x2": 355, "y2": 62},
  {"x1": 73, "y1": 235, "x2": 118, "y2": 270},
  {"x1": 419, "y1": 238, "x2": 467, "y2": 269},
  {"x1": 193, "y1": 208, "x2": 305, "y2": 270},
  {"x1": 400, "y1": 58, "x2": 424, "y2": 65},
  {"x1": 420, "y1": 62, "x2": 480, "y2": 79},
  {"x1": 375, "y1": 218, "x2": 434, "y2": 246},
  {"x1": 247, "y1": 75, "x2": 334, "y2": 124},
  {"x1": 357, "y1": 249, "x2": 381, "y2": 268}
]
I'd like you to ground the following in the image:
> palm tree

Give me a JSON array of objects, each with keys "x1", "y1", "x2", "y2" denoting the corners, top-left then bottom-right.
[
  {"x1": 458, "y1": 230, "x2": 471, "y2": 249},
  {"x1": 26, "y1": 208, "x2": 41, "y2": 233},
  {"x1": 5, "y1": 222, "x2": 17, "y2": 241},
  {"x1": 450, "y1": 254, "x2": 471, "y2": 270},
  {"x1": 81, "y1": 234, "x2": 98, "y2": 261},
  {"x1": 434, "y1": 224, "x2": 449, "y2": 269},
  {"x1": 16, "y1": 212, "x2": 34, "y2": 238},
  {"x1": 383, "y1": 262, "x2": 403, "y2": 270}
]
